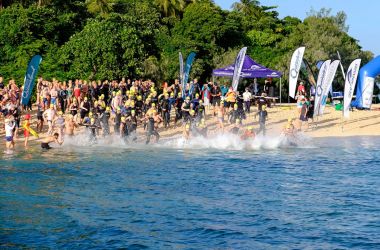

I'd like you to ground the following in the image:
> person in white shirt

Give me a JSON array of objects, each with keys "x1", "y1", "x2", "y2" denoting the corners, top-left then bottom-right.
[
  {"x1": 4, "y1": 117, "x2": 16, "y2": 149},
  {"x1": 242, "y1": 88, "x2": 252, "y2": 113},
  {"x1": 43, "y1": 104, "x2": 56, "y2": 135}
]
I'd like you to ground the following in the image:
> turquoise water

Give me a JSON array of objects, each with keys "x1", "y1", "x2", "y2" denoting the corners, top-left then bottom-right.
[{"x1": 1, "y1": 136, "x2": 379, "y2": 249}]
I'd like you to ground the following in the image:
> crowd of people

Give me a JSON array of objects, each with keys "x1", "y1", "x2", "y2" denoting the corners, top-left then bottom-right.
[{"x1": 1, "y1": 75, "x2": 303, "y2": 151}]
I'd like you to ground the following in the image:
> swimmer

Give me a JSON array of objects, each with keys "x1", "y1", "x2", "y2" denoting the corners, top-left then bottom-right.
[
  {"x1": 144, "y1": 113, "x2": 159, "y2": 144},
  {"x1": 197, "y1": 118, "x2": 208, "y2": 137},
  {"x1": 255, "y1": 105, "x2": 268, "y2": 136},
  {"x1": 41, "y1": 132, "x2": 62, "y2": 149},
  {"x1": 216, "y1": 105, "x2": 225, "y2": 132},
  {"x1": 183, "y1": 123, "x2": 191, "y2": 140},
  {"x1": 229, "y1": 118, "x2": 241, "y2": 135},
  {"x1": 240, "y1": 126, "x2": 256, "y2": 141},
  {"x1": 65, "y1": 114, "x2": 78, "y2": 136}
]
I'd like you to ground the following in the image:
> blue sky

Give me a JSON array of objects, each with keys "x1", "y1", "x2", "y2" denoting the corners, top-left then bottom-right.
[{"x1": 214, "y1": 0, "x2": 379, "y2": 56}]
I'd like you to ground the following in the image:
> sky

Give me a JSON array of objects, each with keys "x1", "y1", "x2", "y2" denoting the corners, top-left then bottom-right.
[{"x1": 214, "y1": 0, "x2": 379, "y2": 56}]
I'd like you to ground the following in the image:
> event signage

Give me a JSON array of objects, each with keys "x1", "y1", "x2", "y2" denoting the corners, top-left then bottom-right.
[
  {"x1": 232, "y1": 47, "x2": 247, "y2": 91},
  {"x1": 343, "y1": 59, "x2": 361, "y2": 118},
  {"x1": 319, "y1": 60, "x2": 340, "y2": 115},
  {"x1": 288, "y1": 47, "x2": 305, "y2": 99},
  {"x1": 21, "y1": 55, "x2": 42, "y2": 106},
  {"x1": 314, "y1": 60, "x2": 331, "y2": 117}
]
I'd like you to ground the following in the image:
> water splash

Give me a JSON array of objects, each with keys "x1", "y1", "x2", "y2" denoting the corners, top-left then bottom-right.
[{"x1": 60, "y1": 129, "x2": 312, "y2": 151}]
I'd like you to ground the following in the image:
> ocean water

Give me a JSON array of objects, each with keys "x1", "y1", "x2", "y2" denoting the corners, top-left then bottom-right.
[{"x1": 0, "y1": 135, "x2": 379, "y2": 249}]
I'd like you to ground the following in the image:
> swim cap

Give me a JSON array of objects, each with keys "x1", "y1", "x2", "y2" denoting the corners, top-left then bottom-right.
[
  {"x1": 234, "y1": 104, "x2": 238, "y2": 108},
  {"x1": 170, "y1": 92, "x2": 174, "y2": 97},
  {"x1": 185, "y1": 123, "x2": 190, "y2": 130},
  {"x1": 190, "y1": 110, "x2": 195, "y2": 115},
  {"x1": 91, "y1": 118, "x2": 95, "y2": 123},
  {"x1": 152, "y1": 103, "x2": 156, "y2": 107},
  {"x1": 106, "y1": 107, "x2": 111, "y2": 111},
  {"x1": 262, "y1": 105, "x2": 267, "y2": 110},
  {"x1": 121, "y1": 117, "x2": 126, "y2": 123},
  {"x1": 199, "y1": 100, "x2": 203, "y2": 103},
  {"x1": 247, "y1": 126, "x2": 253, "y2": 130},
  {"x1": 236, "y1": 119, "x2": 240, "y2": 124},
  {"x1": 24, "y1": 114, "x2": 31, "y2": 120},
  {"x1": 195, "y1": 93, "x2": 199, "y2": 98},
  {"x1": 186, "y1": 96, "x2": 190, "y2": 100},
  {"x1": 50, "y1": 104, "x2": 54, "y2": 108},
  {"x1": 58, "y1": 111, "x2": 63, "y2": 116},
  {"x1": 201, "y1": 118, "x2": 205, "y2": 123},
  {"x1": 131, "y1": 109, "x2": 135, "y2": 114}
]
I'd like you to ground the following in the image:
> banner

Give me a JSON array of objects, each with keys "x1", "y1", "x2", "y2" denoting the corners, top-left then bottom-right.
[
  {"x1": 362, "y1": 77, "x2": 375, "y2": 108},
  {"x1": 319, "y1": 60, "x2": 340, "y2": 115},
  {"x1": 288, "y1": 47, "x2": 305, "y2": 98},
  {"x1": 343, "y1": 59, "x2": 361, "y2": 118},
  {"x1": 21, "y1": 55, "x2": 42, "y2": 106},
  {"x1": 232, "y1": 47, "x2": 247, "y2": 91},
  {"x1": 182, "y1": 52, "x2": 196, "y2": 97},
  {"x1": 179, "y1": 52, "x2": 184, "y2": 88},
  {"x1": 314, "y1": 60, "x2": 331, "y2": 117}
]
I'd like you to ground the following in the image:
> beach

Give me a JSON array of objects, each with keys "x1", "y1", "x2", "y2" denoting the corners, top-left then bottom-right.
[{"x1": 1, "y1": 103, "x2": 379, "y2": 148}]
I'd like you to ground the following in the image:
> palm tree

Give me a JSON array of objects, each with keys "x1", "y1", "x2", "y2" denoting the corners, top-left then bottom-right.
[
  {"x1": 154, "y1": 0, "x2": 185, "y2": 17},
  {"x1": 231, "y1": 0, "x2": 260, "y2": 16},
  {"x1": 86, "y1": 0, "x2": 114, "y2": 16}
]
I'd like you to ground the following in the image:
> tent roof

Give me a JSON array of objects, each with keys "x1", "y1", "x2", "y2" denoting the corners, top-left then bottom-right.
[{"x1": 212, "y1": 55, "x2": 282, "y2": 78}]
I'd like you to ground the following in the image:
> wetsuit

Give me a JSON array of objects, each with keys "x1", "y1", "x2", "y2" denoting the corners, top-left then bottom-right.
[
  {"x1": 175, "y1": 97, "x2": 184, "y2": 123},
  {"x1": 100, "y1": 111, "x2": 110, "y2": 135},
  {"x1": 146, "y1": 117, "x2": 159, "y2": 144},
  {"x1": 161, "y1": 98, "x2": 170, "y2": 128},
  {"x1": 256, "y1": 110, "x2": 268, "y2": 135},
  {"x1": 182, "y1": 101, "x2": 190, "y2": 123},
  {"x1": 114, "y1": 112, "x2": 121, "y2": 134}
]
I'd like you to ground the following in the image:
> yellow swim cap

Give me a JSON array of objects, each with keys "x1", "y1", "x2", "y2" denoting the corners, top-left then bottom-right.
[
  {"x1": 247, "y1": 126, "x2": 253, "y2": 130},
  {"x1": 121, "y1": 117, "x2": 126, "y2": 123},
  {"x1": 106, "y1": 107, "x2": 111, "y2": 111},
  {"x1": 58, "y1": 111, "x2": 63, "y2": 116}
]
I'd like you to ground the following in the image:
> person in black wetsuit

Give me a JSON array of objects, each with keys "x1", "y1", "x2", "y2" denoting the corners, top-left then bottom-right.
[
  {"x1": 126, "y1": 109, "x2": 138, "y2": 142},
  {"x1": 145, "y1": 113, "x2": 159, "y2": 144},
  {"x1": 120, "y1": 116, "x2": 129, "y2": 142},
  {"x1": 114, "y1": 107, "x2": 122, "y2": 134},
  {"x1": 255, "y1": 105, "x2": 268, "y2": 135},
  {"x1": 175, "y1": 93, "x2": 184, "y2": 125},
  {"x1": 100, "y1": 107, "x2": 111, "y2": 136},
  {"x1": 161, "y1": 94, "x2": 170, "y2": 128}
]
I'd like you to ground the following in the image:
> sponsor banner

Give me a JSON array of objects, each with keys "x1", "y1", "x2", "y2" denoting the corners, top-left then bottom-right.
[
  {"x1": 179, "y1": 52, "x2": 184, "y2": 88},
  {"x1": 314, "y1": 60, "x2": 331, "y2": 117},
  {"x1": 232, "y1": 47, "x2": 247, "y2": 91},
  {"x1": 319, "y1": 60, "x2": 340, "y2": 115},
  {"x1": 289, "y1": 47, "x2": 305, "y2": 98},
  {"x1": 343, "y1": 59, "x2": 361, "y2": 118},
  {"x1": 182, "y1": 52, "x2": 196, "y2": 97},
  {"x1": 21, "y1": 55, "x2": 42, "y2": 106},
  {"x1": 362, "y1": 77, "x2": 375, "y2": 108}
]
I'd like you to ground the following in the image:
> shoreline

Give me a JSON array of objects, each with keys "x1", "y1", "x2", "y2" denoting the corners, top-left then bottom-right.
[{"x1": 1, "y1": 103, "x2": 380, "y2": 150}]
